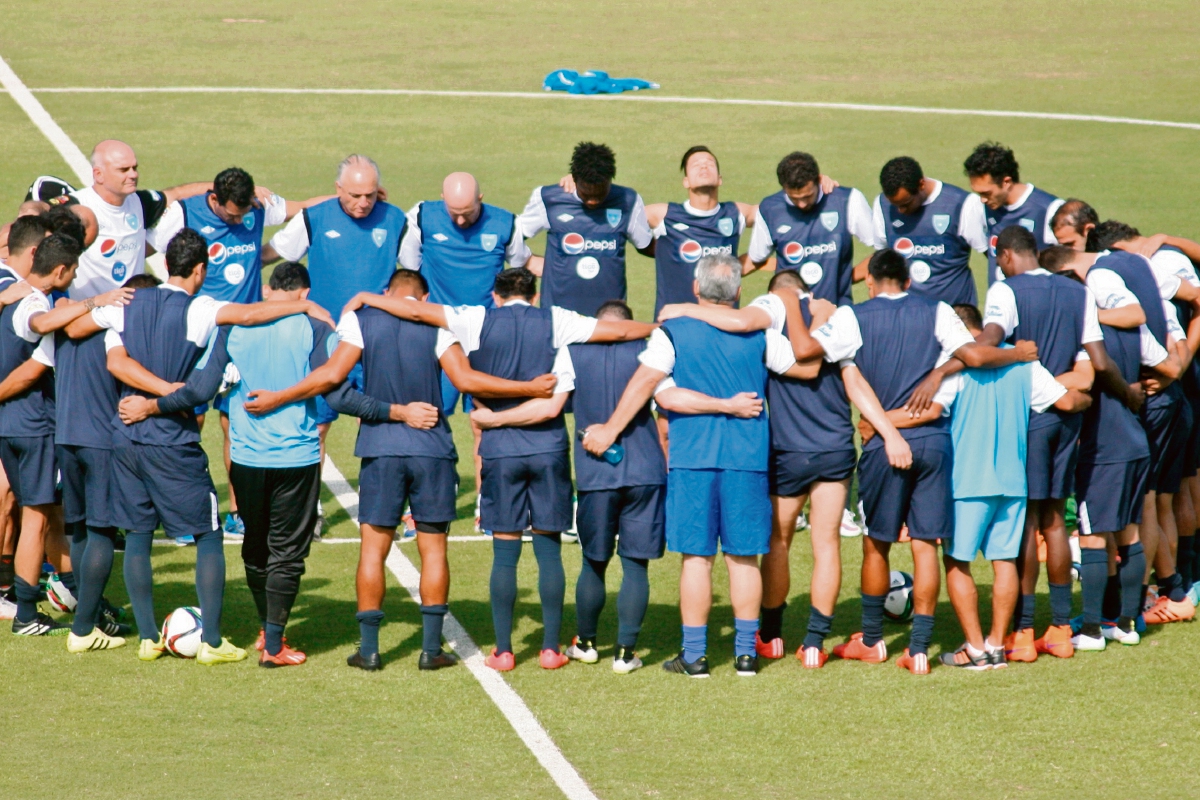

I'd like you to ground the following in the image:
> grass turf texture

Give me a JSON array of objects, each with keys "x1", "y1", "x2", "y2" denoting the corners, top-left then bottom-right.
[{"x1": 1, "y1": 2, "x2": 1200, "y2": 797}]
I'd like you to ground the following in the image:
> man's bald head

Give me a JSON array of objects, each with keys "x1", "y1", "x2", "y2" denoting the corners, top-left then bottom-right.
[
  {"x1": 90, "y1": 139, "x2": 139, "y2": 203},
  {"x1": 17, "y1": 200, "x2": 48, "y2": 218},
  {"x1": 442, "y1": 172, "x2": 482, "y2": 228},
  {"x1": 335, "y1": 154, "x2": 381, "y2": 219}
]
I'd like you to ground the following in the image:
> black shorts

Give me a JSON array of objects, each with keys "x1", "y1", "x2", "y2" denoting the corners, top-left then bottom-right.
[
  {"x1": 480, "y1": 451, "x2": 572, "y2": 533},
  {"x1": 768, "y1": 449, "x2": 856, "y2": 497},
  {"x1": 1183, "y1": 393, "x2": 1200, "y2": 479},
  {"x1": 358, "y1": 455, "x2": 457, "y2": 528},
  {"x1": 57, "y1": 444, "x2": 112, "y2": 527},
  {"x1": 109, "y1": 439, "x2": 219, "y2": 537},
  {"x1": 858, "y1": 435, "x2": 953, "y2": 543},
  {"x1": 1025, "y1": 413, "x2": 1083, "y2": 501},
  {"x1": 229, "y1": 462, "x2": 321, "y2": 571},
  {"x1": 576, "y1": 484, "x2": 665, "y2": 562},
  {"x1": 1143, "y1": 393, "x2": 1185, "y2": 493},
  {"x1": 0, "y1": 435, "x2": 59, "y2": 507},
  {"x1": 1158, "y1": 398, "x2": 1192, "y2": 494},
  {"x1": 1076, "y1": 458, "x2": 1151, "y2": 535}
]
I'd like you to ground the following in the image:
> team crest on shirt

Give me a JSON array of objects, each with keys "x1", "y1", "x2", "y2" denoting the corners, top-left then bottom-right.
[
  {"x1": 480, "y1": 233, "x2": 498, "y2": 252},
  {"x1": 606, "y1": 209, "x2": 622, "y2": 228},
  {"x1": 324, "y1": 230, "x2": 341, "y2": 239},
  {"x1": 432, "y1": 233, "x2": 449, "y2": 242},
  {"x1": 371, "y1": 228, "x2": 386, "y2": 247},
  {"x1": 125, "y1": 212, "x2": 138, "y2": 230},
  {"x1": 672, "y1": 222, "x2": 689, "y2": 231},
  {"x1": 243, "y1": 215, "x2": 255, "y2": 231},
  {"x1": 776, "y1": 224, "x2": 792, "y2": 235},
  {"x1": 556, "y1": 213, "x2": 574, "y2": 223},
  {"x1": 819, "y1": 212, "x2": 839, "y2": 232},
  {"x1": 932, "y1": 214, "x2": 951, "y2": 235},
  {"x1": 718, "y1": 218, "x2": 735, "y2": 237},
  {"x1": 1019, "y1": 218, "x2": 1035, "y2": 232}
]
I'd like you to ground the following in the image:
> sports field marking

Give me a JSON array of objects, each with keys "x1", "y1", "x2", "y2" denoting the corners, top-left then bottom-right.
[
  {"x1": 12, "y1": 85, "x2": 1200, "y2": 132},
  {"x1": 0, "y1": 58, "x2": 92, "y2": 185},
  {"x1": 321, "y1": 458, "x2": 600, "y2": 800}
]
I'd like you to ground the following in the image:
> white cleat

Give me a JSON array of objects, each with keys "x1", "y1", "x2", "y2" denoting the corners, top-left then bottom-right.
[
  {"x1": 612, "y1": 650, "x2": 644, "y2": 674},
  {"x1": 1102, "y1": 624, "x2": 1140, "y2": 646},
  {"x1": 794, "y1": 512, "x2": 809, "y2": 532},
  {"x1": 0, "y1": 596, "x2": 16, "y2": 620},
  {"x1": 565, "y1": 636, "x2": 599, "y2": 664},
  {"x1": 1070, "y1": 632, "x2": 1107, "y2": 651},
  {"x1": 839, "y1": 508, "x2": 862, "y2": 538}
]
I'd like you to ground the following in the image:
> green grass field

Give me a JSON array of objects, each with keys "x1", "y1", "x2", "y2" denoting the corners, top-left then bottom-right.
[{"x1": 2, "y1": 2, "x2": 1200, "y2": 797}]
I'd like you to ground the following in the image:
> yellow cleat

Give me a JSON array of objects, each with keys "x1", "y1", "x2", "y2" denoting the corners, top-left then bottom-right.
[
  {"x1": 138, "y1": 637, "x2": 166, "y2": 661},
  {"x1": 196, "y1": 638, "x2": 247, "y2": 665},
  {"x1": 66, "y1": 628, "x2": 126, "y2": 653}
]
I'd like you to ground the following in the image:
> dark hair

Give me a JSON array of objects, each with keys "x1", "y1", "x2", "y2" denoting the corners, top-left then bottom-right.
[
  {"x1": 868, "y1": 248, "x2": 909, "y2": 284},
  {"x1": 212, "y1": 167, "x2": 255, "y2": 208},
  {"x1": 768, "y1": 269, "x2": 805, "y2": 292},
  {"x1": 569, "y1": 142, "x2": 616, "y2": 185},
  {"x1": 165, "y1": 228, "x2": 209, "y2": 279},
  {"x1": 30, "y1": 232, "x2": 81, "y2": 277},
  {"x1": 995, "y1": 225, "x2": 1038, "y2": 258},
  {"x1": 595, "y1": 299, "x2": 632, "y2": 320},
  {"x1": 680, "y1": 146, "x2": 719, "y2": 174},
  {"x1": 1038, "y1": 245, "x2": 1078, "y2": 274},
  {"x1": 493, "y1": 267, "x2": 537, "y2": 300},
  {"x1": 880, "y1": 156, "x2": 924, "y2": 198},
  {"x1": 124, "y1": 273, "x2": 162, "y2": 289},
  {"x1": 269, "y1": 261, "x2": 311, "y2": 292},
  {"x1": 387, "y1": 268, "x2": 428, "y2": 297},
  {"x1": 1050, "y1": 199, "x2": 1100, "y2": 253},
  {"x1": 776, "y1": 152, "x2": 820, "y2": 190},
  {"x1": 7, "y1": 215, "x2": 52, "y2": 255},
  {"x1": 963, "y1": 142, "x2": 1019, "y2": 183},
  {"x1": 953, "y1": 303, "x2": 983, "y2": 331},
  {"x1": 42, "y1": 206, "x2": 86, "y2": 248},
  {"x1": 1093, "y1": 220, "x2": 1141, "y2": 251}
]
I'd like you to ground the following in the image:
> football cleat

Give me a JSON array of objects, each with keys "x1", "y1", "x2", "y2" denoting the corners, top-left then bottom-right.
[
  {"x1": 346, "y1": 649, "x2": 382, "y2": 671},
  {"x1": 1070, "y1": 632, "x2": 1106, "y2": 651},
  {"x1": 734, "y1": 654, "x2": 758, "y2": 676},
  {"x1": 97, "y1": 614, "x2": 132, "y2": 638},
  {"x1": 612, "y1": 646, "x2": 643, "y2": 674},
  {"x1": 0, "y1": 596, "x2": 15, "y2": 620},
  {"x1": 196, "y1": 638, "x2": 248, "y2": 665},
  {"x1": 11, "y1": 612, "x2": 68, "y2": 636},
  {"x1": 67, "y1": 628, "x2": 125, "y2": 653},
  {"x1": 1143, "y1": 585, "x2": 1159, "y2": 612},
  {"x1": 794, "y1": 511, "x2": 809, "y2": 532},
  {"x1": 797, "y1": 645, "x2": 828, "y2": 668},
  {"x1": 539, "y1": 648, "x2": 569, "y2": 670},
  {"x1": 839, "y1": 508, "x2": 862, "y2": 538},
  {"x1": 138, "y1": 637, "x2": 166, "y2": 661},
  {"x1": 832, "y1": 632, "x2": 887, "y2": 663},
  {"x1": 473, "y1": 496, "x2": 483, "y2": 533},
  {"x1": 896, "y1": 648, "x2": 930, "y2": 675},
  {"x1": 418, "y1": 650, "x2": 459, "y2": 671},
  {"x1": 1143, "y1": 596, "x2": 1196, "y2": 624},
  {"x1": 222, "y1": 513, "x2": 245, "y2": 541},
  {"x1": 45, "y1": 573, "x2": 76, "y2": 613},
  {"x1": 938, "y1": 644, "x2": 990, "y2": 671},
  {"x1": 662, "y1": 651, "x2": 710, "y2": 678},
  {"x1": 484, "y1": 649, "x2": 515, "y2": 672},
  {"x1": 1101, "y1": 623, "x2": 1140, "y2": 646},
  {"x1": 1187, "y1": 584, "x2": 1200, "y2": 608},
  {"x1": 259, "y1": 644, "x2": 307, "y2": 668},
  {"x1": 565, "y1": 636, "x2": 599, "y2": 663},
  {"x1": 1003, "y1": 628, "x2": 1037, "y2": 662},
  {"x1": 755, "y1": 631, "x2": 785, "y2": 659},
  {"x1": 173, "y1": 534, "x2": 196, "y2": 547},
  {"x1": 1033, "y1": 625, "x2": 1074, "y2": 658},
  {"x1": 396, "y1": 512, "x2": 416, "y2": 542}
]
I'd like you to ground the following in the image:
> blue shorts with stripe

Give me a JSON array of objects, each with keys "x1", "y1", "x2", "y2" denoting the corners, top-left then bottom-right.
[
  {"x1": 577, "y1": 484, "x2": 665, "y2": 562},
  {"x1": 1076, "y1": 458, "x2": 1150, "y2": 535},
  {"x1": 109, "y1": 439, "x2": 219, "y2": 537},
  {"x1": 858, "y1": 434, "x2": 953, "y2": 543},
  {"x1": 0, "y1": 436, "x2": 58, "y2": 507}
]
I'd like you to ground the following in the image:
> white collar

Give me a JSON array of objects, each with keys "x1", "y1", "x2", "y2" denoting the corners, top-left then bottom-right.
[
  {"x1": 878, "y1": 291, "x2": 909, "y2": 299},
  {"x1": 162, "y1": 283, "x2": 188, "y2": 294},
  {"x1": 1005, "y1": 183, "x2": 1035, "y2": 212},
  {"x1": 923, "y1": 180, "x2": 943, "y2": 206},
  {"x1": 503, "y1": 299, "x2": 531, "y2": 307},
  {"x1": 683, "y1": 200, "x2": 720, "y2": 217}
]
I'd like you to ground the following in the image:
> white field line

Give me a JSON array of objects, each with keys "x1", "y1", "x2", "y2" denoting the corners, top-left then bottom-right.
[
  {"x1": 10, "y1": 85, "x2": 1200, "y2": 132},
  {"x1": 0, "y1": 60, "x2": 92, "y2": 184},
  {"x1": 321, "y1": 458, "x2": 599, "y2": 800}
]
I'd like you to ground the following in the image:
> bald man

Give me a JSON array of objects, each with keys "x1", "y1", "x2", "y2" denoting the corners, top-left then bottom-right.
[{"x1": 66, "y1": 140, "x2": 210, "y2": 299}]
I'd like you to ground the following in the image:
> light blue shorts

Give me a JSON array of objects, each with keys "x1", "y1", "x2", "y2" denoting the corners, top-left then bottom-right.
[
  {"x1": 666, "y1": 468, "x2": 771, "y2": 557},
  {"x1": 947, "y1": 496, "x2": 1026, "y2": 562}
]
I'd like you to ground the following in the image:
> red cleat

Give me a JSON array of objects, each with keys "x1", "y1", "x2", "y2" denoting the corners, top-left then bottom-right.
[
  {"x1": 539, "y1": 648, "x2": 569, "y2": 669},
  {"x1": 259, "y1": 644, "x2": 307, "y2": 668},
  {"x1": 755, "y1": 631, "x2": 785, "y2": 659},
  {"x1": 896, "y1": 648, "x2": 930, "y2": 675},
  {"x1": 832, "y1": 632, "x2": 888, "y2": 663},
  {"x1": 797, "y1": 645, "x2": 828, "y2": 668},
  {"x1": 1004, "y1": 628, "x2": 1037, "y2": 662},
  {"x1": 254, "y1": 629, "x2": 265, "y2": 651},
  {"x1": 1143, "y1": 595, "x2": 1196, "y2": 624},
  {"x1": 1034, "y1": 625, "x2": 1074, "y2": 658},
  {"x1": 485, "y1": 649, "x2": 515, "y2": 671}
]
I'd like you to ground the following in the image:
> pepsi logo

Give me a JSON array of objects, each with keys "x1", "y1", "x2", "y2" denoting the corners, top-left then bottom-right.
[
  {"x1": 562, "y1": 232, "x2": 586, "y2": 255},
  {"x1": 208, "y1": 243, "x2": 227, "y2": 265},
  {"x1": 679, "y1": 239, "x2": 704, "y2": 264},
  {"x1": 989, "y1": 234, "x2": 998, "y2": 256},
  {"x1": 894, "y1": 237, "x2": 915, "y2": 257},
  {"x1": 782, "y1": 241, "x2": 804, "y2": 264},
  {"x1": 99, "y1": 239, "x2": 117, "y2": 258}
]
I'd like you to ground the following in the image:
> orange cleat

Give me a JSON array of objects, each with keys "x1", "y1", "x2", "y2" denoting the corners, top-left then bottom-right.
[
  {"x1": 797, "y1": 645, "x2": 828, "y2": 668},
  {"x1": 1034, "y1": 625, "x2": 1075, "y2": 658},
  {"x1": 254, "y1": 629, "x2": 290, "y2": 653},
  {"x1": 485, "y1": 649, "x2": 515, "y2": 671},
  {"x1": 1143, "y1": 595, "x2": 1196, "y2": 624},
  {"x1": 755, "y1": 631, "x2": 785, "y2": 659},
  {"x1": 1004, "y1": 628, "x2": 1037, "y2": 662},
  {"x1": 832, "y1": 632, "x2": 887, "y2": 663},
  {"x1": 259, "y1": 644, "x2": 307, "y2": 668},
  {"x1": 539, "y1": 648, "x2": 569, "y2": 669},
  {"x1": 896, "y1": 648, "x2": 930, "y2": 675}
]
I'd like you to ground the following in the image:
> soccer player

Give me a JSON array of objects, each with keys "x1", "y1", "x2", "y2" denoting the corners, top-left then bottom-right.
[
  {"x1": 516, "y1": 142, "x2": 653, "y2": 316},
  {"x1": 813, "y1": 248, "x2": 1036, "y2": 674},
  {"x1": 1044, "y1": 244, "x2": 1182, "y2": 648},
  {"x1": 237, "y1": 268, "x2": 555, "y2": 671},
  {"x1": 656, "y1": 269, "x2": 913, "y2": 666},
  {"x1": 338, "y1": 267, "x2": 655, "y2": 670},
  {"x1": 858, "y1": 156, "x2": 989, "y2": 306},
  {"x1": 963, "y1": 142, "x2": 1064, "y2": 285},
  {"x1": 749, "y1": 151, "x2": 876, "y2": 306},
  {"x1": 65, "y1": 229, "x2": 334, "y2": 663},
  {"x1": 932, "y1": 303, "x2": 1091, "y2": 669}
]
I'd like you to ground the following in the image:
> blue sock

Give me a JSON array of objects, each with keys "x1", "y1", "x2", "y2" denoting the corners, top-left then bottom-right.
[
  {"x1": 356, "y1": 609, "x2": 384, "y2": 657},
  {"x1": 1177, "y1": 536, "x2": 1194, "y2": 591},
  {"x1": 861, "y1": 592, "x2": 886, "y2": 647},
  {"x1": 66, "y1": 520, "x2": 87, "y2": 594},
  {"x1": 1161, "y1": 571, "x2": 1186, "y2": 603},
  {"x1": 574, "y1": 557, "x2": 608, "y2": 641},
  {"x1": 14, "y1": 575, "x2": 40, "y2": 623},
  {"x1": 616, "y1": 556, "x2": 649, "y2": 649},
  {"x1": 532, "y1": 534, "x2": 564, "y2": 652},
  {"x1": 489, "y1": 538, "x2": 522, "y2": 654},
  {"x1": 70, "y1": 527, "x2": 115, "y2": 637},
  {"x1": 1017, "y1": 593, "x2": 1036, "y2": 630},
  {"x1": 122, "y1": 531, "x2": 157, "y2": 639},
  {"x1": 264, "y1": 622, "x2": 285, "y2": 656},
  {"x1": 194, "y1": 530, "x2": 226, "y2": 647},
  {"x1": 734, "y1": 617, "x2": 759, "y2": 658},
  {"x1": 1079, "y1": 547, "x2": 1108, "y2": 630},
  {"x1": 1048, "y1": 582, "x2": 1073, "y2": 626},
  {"x1": 803, "y1": 607, "x2": 834, "y2": 650},
  {"x1": 1117, "y1": 543, "x2": 1146, "y2": 621},
  {"x1": 420, "y1": 604, "x2": 448, "y2": 655},
  {"x1": 682, "y1": 624, "x2": 707, "y2": 663},
  {"x1": 909, "y1": 613, "x2": 935, "y2": 656}
]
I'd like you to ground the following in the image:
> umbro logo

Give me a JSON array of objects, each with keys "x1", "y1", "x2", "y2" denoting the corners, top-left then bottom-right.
[
  {"x1": 776, "y1": 225, "x2": 791, "y2": 234},
  {"x1": 432, "y1": 233, "x2": 449, "y2": 242},
  {"x1": 672, "y1": 222, "x2": 690, "y2": 231},
  {"x1": 556, "y1": 213, "x2": 574, "y2": 222},
  {"x1": 200, "y1": 225, "x2": 215, "y2": 234},
  {"x1": 324, "y1": 230, "x2": 341, "y2": 239},
  {"x1": 892, "y1": 219, "x2": 904, "y2": 228}
]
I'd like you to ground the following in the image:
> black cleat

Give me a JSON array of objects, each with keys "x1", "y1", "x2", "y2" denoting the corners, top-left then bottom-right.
[
  {"x1": 418, "y1": 649, "x2": 459, "y2": 671},
  {"x1": 662, "y1": 651, "x2": 710, "y2": 678},
  {"x1": 12, "y1": 611, "x2": 69, "y2": 636},
  {"x1": 734, "y1": 654, "x2": 758, "y2": 676},
  {"x1": 98, "y1": 612, "x2": 132, "y2": 638},
  {"x1": 346, "y1": 648, "x2": 382, "y2": 671}
]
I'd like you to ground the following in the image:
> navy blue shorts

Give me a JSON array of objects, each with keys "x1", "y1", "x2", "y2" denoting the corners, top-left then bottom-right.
[
  {"x1": 1142, "y1": 393, "x2": 1185, "y2": 494},
  {"x1": 768, "y1": 449, "x2": 856, "y2": 497},
  {"x1": 666, "y1": 468, "x2": 771, "y2": 557},
  {"x1": 1076, "y1": 458, "x2": 1150, "y2": 535},
  {"x1": 576, "y1": 484, "x2": 665, "y2": 562},
  {"x1": 1158, "y1": 397, "x2": 1193, "y2": 494},
  {"x1": 193, "y1": 392, "x2": 230, "y2": 418},
  {"x1": 316, "y1": 363, "x2": 363, "y2": 425},
  {"x1": 109, "y1": 439, "x2": 218, "y2": 536},
  {"x1": 1026, "y1": 412, "x2": 1082, "y2": 501},
  {"x1": 1183, "y1": 393, "x2": 1200, "y2": 478},
  {"x1": 439, "y1": 372, "x2": 474, "y2": 417},
  {"x1": 480, "y1": 451, "x2": 573, "y2": 533},
  {"x1": 57, "y1": 445, "x2": 113, "y2": 527},
  {"x1": 858, "y1": 434, "x2": 953, "y2": 543},
  {"x1": 0, "y1": 436, "x2": 59, "y2": 507},
  {"x1": 358, "y1": 455, "x2": 458, "y2": 528}
]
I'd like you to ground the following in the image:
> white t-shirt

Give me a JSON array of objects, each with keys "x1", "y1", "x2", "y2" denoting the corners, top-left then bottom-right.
[
  {"x1": 652, "y1": 200, "x2": 747, "y2": 240},
  {"x1": 397, "y1": 202, "x2": 531, "y2": 271},
  {"x1": 515, "y1": 188, "x2": 653, "y2": 249},
  {"x1": 1085, "y1": 265, "x2": 1174, "y2": 359},
  {"x1": 747, "y1": 187, "x2": 876, "y2": 263},
  {"x1": 981, "y1": 268, "x2": 1104, "y2": 347},
  {"x1": 70, "y1": 187, "x2": 152, "y2": 300},
  {"x1": 1151, "y1": 248, "x2": 1200, "y2": 289},
  {"x1": 146, "y1": 194, "x2": 287, "y2": 253},
  {"x1": 94, "y1": 283, "x2": 229, "y2": 352},
  {"x1": 871, "y1": 180, "x2": 989, "y2": 253},
  {"x1": 336, "y1": 307, "x2": 460, "y2": 359},
  {"x1": 939, "y1": 360, "x2": 1067, "y2": 414},
  {"x1": 268, "y1": 213, "x2": 311, "y2": 262},
  {"x1": 11, "y1": 289, "x2": 55, "y2": 367},
  {"x1": 746, "y1": 292, "x2": 853, "y2": 367}
]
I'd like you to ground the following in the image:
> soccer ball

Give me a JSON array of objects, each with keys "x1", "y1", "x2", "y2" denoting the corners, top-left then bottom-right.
[
  {"x1": 45, "y1": 573, "x2": 77, "y2": 612},
  {"x1": 162, "y1": 607, "x2": 203, "y2": 658},
  {"x1": 884, "y1": 571, "x2": 914, "y2": 622}
]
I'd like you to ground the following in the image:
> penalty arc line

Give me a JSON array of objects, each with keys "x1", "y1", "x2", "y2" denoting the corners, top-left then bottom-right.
[
  {"x1": 320, "y1": 459, "x2": 600, "y2": 800},
  {"x1": 0, "y1": 57, "x2": 92, "y2": 185}
]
